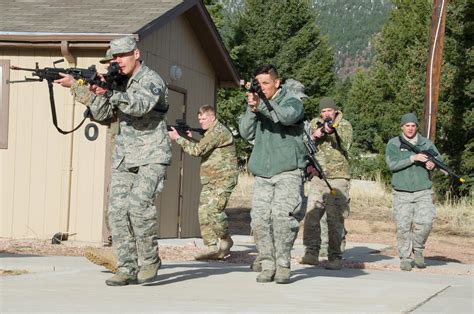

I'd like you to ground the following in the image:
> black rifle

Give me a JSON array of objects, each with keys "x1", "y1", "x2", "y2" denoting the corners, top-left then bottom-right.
[
  {"x1": 316, "y1": 118, "x2": 336, "y2": 134},
  {"x1": 398, "y1": 136, "x2": 465, "y2": 183},
  {"x1": 303, "y1": 127, "x2": 336, "y2": 195},
  {"x1": 167, "y1": 119, "x2": 205, "y2": 142},
  {"x1": 9, "y1": 59, "x2": 126, "y2": 138},
  {"x1": 246, "y1": 78, "x2": 279, "y2": 123}
]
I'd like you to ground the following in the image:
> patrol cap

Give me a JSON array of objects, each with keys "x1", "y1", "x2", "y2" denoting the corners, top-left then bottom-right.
[
  {"x1": 400, "y1": 113, "x2": 419, "y2": 126},
  {"x1": 99, "y1": 49, "x2": 113, "y2": 64},
  {"x1": 319, "y1": 97, "x2": 337, "y2": 111},
  {"x1": 110, "y1": 35, "x2": 137, "y2": 55}
]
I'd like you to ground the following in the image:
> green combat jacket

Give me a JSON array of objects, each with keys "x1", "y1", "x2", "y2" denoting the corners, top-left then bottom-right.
[
  {"x1": 89, "y1": 63, "x2": 172, "y2": 168},
  {"x1": 385, "y1": 133, "x2": 441, "y2": 192},
  {"x1": 310, "y1": 116, "x2": 352, "y2": 179},
  {"x1": 239, "y1": 86, "x2": 306, "y2": 177},
  {"x1": 176, "y1": 119, "x2": 238, "y2": 190}
]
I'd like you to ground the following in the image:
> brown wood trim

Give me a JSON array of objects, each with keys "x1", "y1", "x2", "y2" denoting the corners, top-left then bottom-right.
[
  {"x1": 168, "y1": 84, "x2": 187, "y2": 95},
  {"x1": 0, "y1": 60, "x2": 10, "y2": 149},
  {"x1": 168, "y1": 83, "x2": 189, "y2": 121},
  {"x1": 0, "y1": 42, "x2": 110, "y2": 49},
  {"x1": 0, "y1": 34, "x2": 129, "y2": 42}
]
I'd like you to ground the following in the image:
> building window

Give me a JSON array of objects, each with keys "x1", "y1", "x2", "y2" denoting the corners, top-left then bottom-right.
[{"x1": 0, "y1": 60, "x2": 10, "y2": 149}]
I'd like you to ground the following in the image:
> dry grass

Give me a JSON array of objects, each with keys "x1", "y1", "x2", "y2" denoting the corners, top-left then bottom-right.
[
  {"x1": 227, "y1": 172, "x2": 254, "y2": 208},
  {"x1": 350, "y1": 176, "x2": 473, "y2": 236},
  {"x1": 436, "y1": 197, "x2": 474, "y2": 236},
  {"x1": 229, "y1": 173, "x2": 474, "y2": 236},
  {"x1": 0, "y1": 269, "x2": 29, "y2": 276}
]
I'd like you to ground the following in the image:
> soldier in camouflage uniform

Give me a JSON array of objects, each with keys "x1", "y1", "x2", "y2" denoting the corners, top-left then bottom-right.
[
  {"x1": 239, "y1": 64, "x2": 306, "y2": 284},
  {"x1": 301, "y1": 97, "x2": 352, "y2": 270},
  {"x1": 386, "y1": 113, "x2": 439, "y2": 271},
  {"x1": 168, "y1": 105, "x2": 238, "y2": 260},
  {"x1": 88, "y1": 36, "x2": 171, "y2": 286}
]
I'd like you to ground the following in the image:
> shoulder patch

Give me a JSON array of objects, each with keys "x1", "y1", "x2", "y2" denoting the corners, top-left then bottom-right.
[{"x1": 150, "y1": 82, "x2": 161, "y2": 96}]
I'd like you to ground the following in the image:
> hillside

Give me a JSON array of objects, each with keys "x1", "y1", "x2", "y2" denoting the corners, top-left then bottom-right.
[{"x1": 312, "y1": 0, "x2": 391, "y2": 78}]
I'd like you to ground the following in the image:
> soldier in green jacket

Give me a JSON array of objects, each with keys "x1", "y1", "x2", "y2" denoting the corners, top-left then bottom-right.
[
  {"x1": 239, "y1": 64, "x2": 306, "y2": 284},
  {"x1": 168, "y1": 105, "x2": 238, "y2": 260},
  {"x1": 386, "y1": 113, "x2": 439, "y2": 271},
  {"x1": 301, "y1": 97, "x2": 352, "y2": 270}
]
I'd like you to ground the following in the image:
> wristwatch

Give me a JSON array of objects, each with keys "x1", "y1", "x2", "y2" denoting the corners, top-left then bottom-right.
[{"x1": 105, "y1": 90, "x2": 114, "y2": 98}]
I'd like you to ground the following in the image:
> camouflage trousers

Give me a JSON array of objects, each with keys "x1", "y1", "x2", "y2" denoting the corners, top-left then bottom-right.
[
  {"x1": 392, "y1": 189, "x2": 435, "y2": 260},
  {"x1": 108, "y1": 163, "x2": 166, "y2": 276},
  {"x1": 319, "y1": 211, "x2": 347, "y2": 252},
  {"x1": 251, "y1": 169, "x2": 306, "y2": 271},
  {"x1": 199, "y1": 177, "x2": 238, "y2": 246},
  {"x1": 303, "y1": 178, "x2": 350, "y2": 260}
]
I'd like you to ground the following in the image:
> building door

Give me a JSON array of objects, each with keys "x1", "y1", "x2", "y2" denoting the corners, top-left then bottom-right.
[{"x1": 156, "y1": 87, "x2": 186, "y2": 238}]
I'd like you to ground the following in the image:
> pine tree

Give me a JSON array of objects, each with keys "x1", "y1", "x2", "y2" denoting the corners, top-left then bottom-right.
[
  {"x1": 345, "y1": 0, "x2": 472, "y2": 197},
  {"x1": 219, "y1": 0, "x2": 336, "y2": 129}
]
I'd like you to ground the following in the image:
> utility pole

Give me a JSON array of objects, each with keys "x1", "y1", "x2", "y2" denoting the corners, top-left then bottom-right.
[{"x1": 422, "y1": 0, "x2": 448, "y2": 142}]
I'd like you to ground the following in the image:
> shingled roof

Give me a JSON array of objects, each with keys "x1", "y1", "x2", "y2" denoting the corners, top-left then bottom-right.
[
  {"x1": 0, "y1": 0, "x2": 239, "y2": 86},
  {"x1": 0, "y1": 0, "x2": 184, "y2": 34}
]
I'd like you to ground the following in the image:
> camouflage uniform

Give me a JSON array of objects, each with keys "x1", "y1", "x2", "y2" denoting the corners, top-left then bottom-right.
[
  {"x1": 386, "y1": 133, "x2": 439, "y2": 266},
  {"x1": 70, "y1": 82, "x2": 93, "y2": 106},
  {"x1": 239, "y1": 86, "x2": 306, "y2": 280},
  {"x1": 303, "y1": 116, "x2": 352, "y2": 262},
  {"x1": 175, "y1": 119, "x2": 238, "y2": 246},
  {"x1": 89, "y1": 62, "x2": 171, "y2": 278}
]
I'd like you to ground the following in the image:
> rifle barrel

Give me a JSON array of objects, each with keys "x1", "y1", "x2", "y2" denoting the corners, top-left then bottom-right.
[{"x1": 10, "y1": 65, "x2": 36, "y2": 71}]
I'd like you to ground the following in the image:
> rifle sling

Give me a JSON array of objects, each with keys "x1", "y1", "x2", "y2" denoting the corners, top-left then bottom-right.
[{"x1": 47, "y1": 80, "x2": 90, "y2": 135}]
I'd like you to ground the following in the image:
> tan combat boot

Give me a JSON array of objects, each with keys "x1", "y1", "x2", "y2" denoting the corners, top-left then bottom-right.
[
  {"x1": 105, "y1": 273, "x2": 137, "y2": 286},
  {"x1": 194, "y1": 245, "x2": 219, "y2": 260},
  {"x1": 400, "y1": 259, "x2": 413, "y2": 271},
  {"x1": 274, "y1": 266, "x2": 291, "y2": 284},
  {"x1": 325, "y1": 258, "x2": 342, "y2": 270},
  {"x1": 414, "y1": 252, "x2": 426, "y2": 269},
  {"x1": 84, "y1": 247, "x2": 118, "y2": 273},
  {"x1": 256, "y1": 269, "x2": 275, "y2": 283},
  {"x1": 215, "y1": 235, "x2": 234, "y2": 259},
  {"x1": 137, "y1": 259, "x2": 161, "y2": 284},
  {"x1": 300, "y1": 251, "x2": 319, "y2": 266}
]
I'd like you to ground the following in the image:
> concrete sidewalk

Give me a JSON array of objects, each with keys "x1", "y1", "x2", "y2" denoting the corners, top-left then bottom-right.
[{"x1": 1, "y1": 236, "x2": 473, "y2": 313}]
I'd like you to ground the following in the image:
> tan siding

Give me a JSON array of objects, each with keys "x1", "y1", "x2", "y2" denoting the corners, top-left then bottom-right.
[
  {"x1": 1, "y1": 11, "x2": 226, "y2": 241},
  {"x1": 65, "y1": 51, "x2": 109, "y2": 242},
  {"x1": 0, "y1": 48, "x2": 108, "y2": 242}
]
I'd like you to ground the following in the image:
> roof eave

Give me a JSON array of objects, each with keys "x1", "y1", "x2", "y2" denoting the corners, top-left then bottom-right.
[
  {"x1": 0, "y1": 32, "x2": 134, "y2": 44},
  {"x1": 137, "y1": 0, "x2": 240, "y2": 88}
]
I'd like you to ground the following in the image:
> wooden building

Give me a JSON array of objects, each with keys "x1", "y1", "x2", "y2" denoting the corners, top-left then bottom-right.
[{"x1": 0, "y1": 0, "x2": 240, "y2": 243}]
